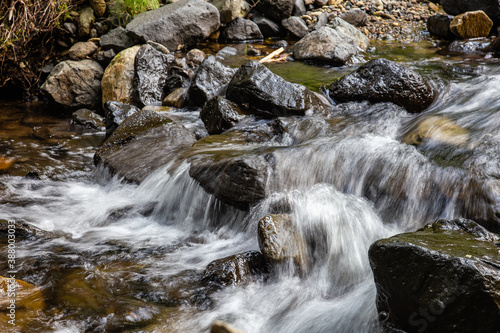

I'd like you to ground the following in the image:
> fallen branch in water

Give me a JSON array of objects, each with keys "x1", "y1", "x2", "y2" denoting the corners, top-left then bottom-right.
[{"x1": 259, "y1": 47, "x2": 284, "y2": 63}]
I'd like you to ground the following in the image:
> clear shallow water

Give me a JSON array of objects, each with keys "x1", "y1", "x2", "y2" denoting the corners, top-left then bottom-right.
[{"x1": 1, "y1": 45, "x2": 500, "y2": 333}]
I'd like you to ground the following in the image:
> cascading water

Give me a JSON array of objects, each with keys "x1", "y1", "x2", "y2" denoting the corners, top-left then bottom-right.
[{"x1": 2, "y1": 50, "x2": 500, "y2": 333}]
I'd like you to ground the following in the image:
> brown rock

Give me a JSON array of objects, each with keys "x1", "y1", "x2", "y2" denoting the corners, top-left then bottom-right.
[
  {"x1": 211, "y1": 320, "x2": 246, "y2": 333},
  {"x1": 90, "y1": 0, "x2": 107, "y2": 17},
  {"x1": 450, "y1": 10, "x2": 493, "y2": 39},
  {"x1": 162, "y1": 88, "x2": 188, "y2": 108},
  {"x1": 68, "y1": 41, "x2": 98, "y2": 60},
  {"x1": 101, "y1": 45, "x2": 140, "y2": 108}
]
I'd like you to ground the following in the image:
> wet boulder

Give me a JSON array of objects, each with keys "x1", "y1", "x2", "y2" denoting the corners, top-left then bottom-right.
[
  {"x1": 440, "y1": 0, "x2": 500, "y2": 24},
  {"x1": 202, "y1": 251, "x2": 269, "y2": 287},
  {"x1": 189, "y1": 55, "x2": 237, "y2": 106},
  {"x1": 329, "y1": 58, "x2": 437, "y2": 113},
  {"x1": 220, "y1": 17, "x2": 263, "y2": 42},
  {"x1": 101, "y1": 45, "x2": 141, "y2": 108},
  {"x1": 103, "y1": 101, "x2": 140, "y2": 138},
  {"x1": 369, "y1": 218, "x2": 500, "y2": 333},
  {"x1": 256, "y1": 0, "x2": 294, "y2": 22},
  {"x1": 72, "y1": 109, "x2": 105, "y2": 130},
  {"x1": 450, "y1": 10, "x2": 494, "y2": 39},
  {"x1": 126, "y1": 0, "x2": 220, "y2": 51},
  {"x1": 282, "y1": 16, "x2": 309, "y2": 39},
  {"x1": 226, "y1": 60, "x2": 329, "y2": 117},
  {"x1": 41, "y1": 59, "x2": 103, "y2": 111},
  {"x1": 95, "y1": 109, "x2": 197, "y2": 183},
  {"x1": 134, "y1": 44, "x2": 175, "y2": 106},
  {"x1": 427, "y1": 14, "x2": 454, "y2": 39},
  {"x1": 258, "y1": 214, "x2": 309, "y2": 273},
  {"x1": 201, "y1": 96, "x2": 246, "y2": 135},
  {"x1": 292, "y1": 26, "x2": 363, "y2": 65}
]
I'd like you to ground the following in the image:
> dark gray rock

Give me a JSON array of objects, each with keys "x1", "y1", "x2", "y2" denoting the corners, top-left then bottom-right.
[
  {"x1": 252, "y1": 14, "x2": 283, "y2": 38},
  {"x1": 189, "y1": 55, "x2": 237, "y2": 106},
  {"x1": 282, "y1": 16, "x2": 309, "y2": 39},
  {"x1": 41, "y1": 60, "x2": 103, "y2": 111},
  {"x1": 369, "y1": 218, "x2": 500, "y2": 333},
  {"x1": 95, "y1": 109, "x2": 197, "y2": 183},
  {"x1": 126, "y1": 0, "x2": 220, "y2": 51},
  {"x1": 72, "y1": 109, "x2": 105, "y2": 130},
  {"x1": 293, "y1": 26, "x2": 362, "y2": 65},
  {"x1": 216, "y1": 46, "x2": 239, "y2": 60},
  {"x1": 202, "y1": 251, "x2": 270, "y2": 287},
  {"x1": 220, "y1": 17, "x2": 264, "y2": 42},
  {"x1": 329, "y1": 58, "x2": 437, "y2": 113},
  {"x1": 100, "y1": 27, "x2": 138, "y2": 52},
  {"x1": 340, "y1": 9, "x2": 369, "y2": 27},
  {"x1": 314, "y1": 12, "x2": 329, "y2": 31},
  {"x1": 103, "y1": 101, "x2": 140, "y2": 138},
  {"x1": 427, "y1": 14, "x2": 454, "y2": 39},
  {"x1": 96, "y1": 49, "x2": 116, "y2": 67},
  {"x1": 440, "y1": 0, "x2": 500, "y2": 24},
  {"x1": 134, "y1": 44, "x2": 176, "y2": 106},
  {"x1": 63, "y1": 22, "x2": 77, "y2": 35},
  {"x1": 256, "y1": 0, "x2": 294, "y2": 22},
  {"x1": 201, "y1": 96, "x2": 246, "y2": 135},
  {"x1": 293, "y1": 0, "x2": 307, "y2": 17},
  {"x1": 227, "y1": 61, "x2": 329, "y2": 117}
]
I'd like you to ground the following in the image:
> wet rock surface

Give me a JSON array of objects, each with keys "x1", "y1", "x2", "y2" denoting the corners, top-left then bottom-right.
[
  {"x1": 189, "y1": 55, "x2": 237, "y2": 106},
  {"x1": 41, "y1": 60, "x2": 103, "y2": 111},
  {"x1": 126, "y1": 0, "x2": 220, "y2": 51},
  {"x1": 226, "y1": 60, "x2": 329, "y2": 117},
  {"x1": 329, "y1": 58, "x2": 437, "y2": 113},
  {"x1": 103, "y1": 101, "x2": 140, "y2": 138},
  {"x1": 202, "y1": 251, "x2": 270, "y2": 287},
  {"x1": 134, "y1": 44, "x2": 175, "y2": 106},
  {"x1": 369, "y1": 218, "x2": 500, "y2": 333},
  {"x1": 95, "y1": 109, "x2": 197, "y2": 183},
  {"x1": 201, "y1": 96, "x2": 246, "y2": 135},
  {"x1": 72, "y1": 109, "x2": 105, "y2": 130}
]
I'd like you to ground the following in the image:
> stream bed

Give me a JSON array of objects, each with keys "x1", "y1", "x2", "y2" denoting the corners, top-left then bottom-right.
[{"x1": 1, "y1": 41, "x2": 500, "y2": 332}]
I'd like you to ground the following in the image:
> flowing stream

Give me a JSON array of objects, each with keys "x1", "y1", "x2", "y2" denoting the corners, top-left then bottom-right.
[{"x1": 1, "y1": 42, "x2": 500, "y2": 332}]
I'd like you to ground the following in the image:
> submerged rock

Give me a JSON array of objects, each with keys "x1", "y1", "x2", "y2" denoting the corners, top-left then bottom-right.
[
  {"x1": 202, "y1": 251, "x2": 269, "y2": 286},
  {"x1": 189, "y1": 55, "x2": 237, "y2": 106},
  {"x1": 292, "y1": 26, "x2": 363, "y2": 65},
  {"x1": 101, "y1": 45, "x2": 141, "y2": 108},
  {"x1": 450, "y1": 10, "x2": 493, "y2": 39},
  {"x1": 210, "y1": 320, "x2": 246, "y2": 333},
  {"x1": 402, "y1": 116, "x2": 469, "y2": 147},
  {"x1": 226, "y1": 60, "x2": 329, "y2": 117},
  {"x1": 126, "y1": 0, "x2": 220, "y2": 51},
  {"x1": 201, "y1": 96, "x2": 246, "y2": 135},
  {"x1": 72, "y1": 109, "x2": 105, "y2": 130},
  {"x1": 41, "y1": 60, "x2": 103, "y2": 111},
  {"x1": 369, "y1": 218, "x2": 500, "y2": 333},
  {"x1": 220, "y1": 17, "x2": 263, "y2": 42},
  {"x1": 258, "y1": 214, "x2": 309, "y2": 273},
  {"x1": 134, "y1": 44, "x2": 175, "y2": 106},
  {"x1": 329, "y1": 58, "x2": 436, "y2": 113},
  {"x1": 95, "y1": 109, "x2": 197, "y2": 183},
  {"x1": 103, "y1": 101, "x2": 140, "y2": 138}
]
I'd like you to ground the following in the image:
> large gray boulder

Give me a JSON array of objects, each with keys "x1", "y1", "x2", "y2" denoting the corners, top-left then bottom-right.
[
  {"x1": 282, "y1": 16, "x2": 309, "y2": 39},
  {"x1": 293, "y1": 26, "x2": 363, "y2": 65},
  {"x1": 126, "y1": 0, "x2": 220, "y2": 51},
  {"x1": 41, "y1": 60, "x2": 103, "y2": 110},
  {"x1": 369, "y1": 218, "x2": 500, "y2": 333},
  {"x1": 220, "y1": 17, "x2": 263, "y2": 42},
  {"x1": 440, "y1": 0, "x2": 500, "y2": 24},
  {"x1": 327, "y1": 17, "x2": 370, "y2": 50},
  {"x1": 329, "y1": 58, "x2": 437, "y2": 113},
  {"x1": 94, "y1": 109, "x2": 197, "y2": 183},
  {"x1": 134, "y1": 44, "x2": 175, "y2": 106},
  {"x1": 226, "y1": 61, "x2": 329, "y2": 117},
  {"x1": 189, "y1": 55, "x2": 236, "y2": 106}
]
